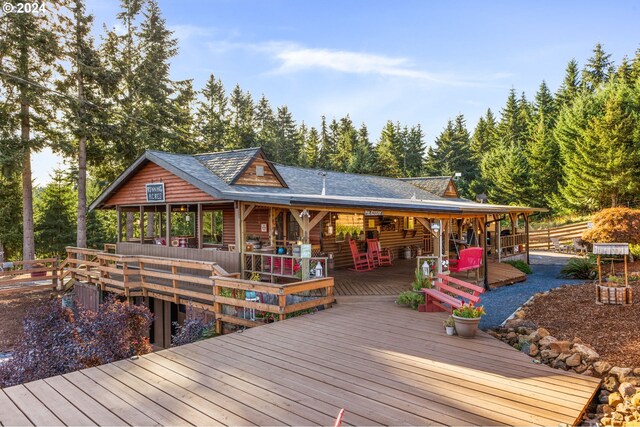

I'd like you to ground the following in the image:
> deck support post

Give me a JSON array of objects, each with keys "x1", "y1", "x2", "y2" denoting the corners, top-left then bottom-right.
[
  {"x1": 525, "y1": 213, "x2": 530, "y2": 265},
  {"x1": 165, "y1": 204, "x2": 171, "y2": 245},
  {"x1": 139, "y1": 205, "x2": 144, "y2": 243},
  {"x1": 116, "y1": 206, "x2": 122, "y2": 243},
  {"x1": 197, "y1": 203, "x2": 203, "y2": 249}
]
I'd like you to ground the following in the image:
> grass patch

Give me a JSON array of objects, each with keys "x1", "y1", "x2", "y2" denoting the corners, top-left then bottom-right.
[{"x1": 504, "y1": 260, "x2": 533, "y2": 274}]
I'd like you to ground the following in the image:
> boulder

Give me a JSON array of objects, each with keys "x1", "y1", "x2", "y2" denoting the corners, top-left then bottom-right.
[
  {"x1": 519, "y1": 342, "x2": 531, "y2": 355},
  {"x1": 552, "y1": 359, "x2": 567, "y2": 370},
  {"x1": 631, "y1": 392, "x2": 640, "y2": 407},
  {"x1": 536, "y1": 327, "x2": 550, "y2": 338},
  {"x1": 572, "y1": 343, "x2": 600, "y2": 362},
  {"x1": 528, "y1": 343, "x2": 539, "y2": 357},
  {"x1": 594, "y1": 361, "x2": 613, "y2": 376},
  {"x1": 633, "y1": 368, "x2": 640, "y2": 377},
  {"x1": 610, "y1": 367, "x2": 633, "y2": 382},
  {"x1": 565, "y1": 353, "x2": 582, "y2": 367},
  {"x1": 619, "y1": 382, "x2": 636, "y2": 398},
  {"x1": 540, "y1": 349, "x2": 556, "y2": 360},
  {"x1": 538, "y1": 335, "x2": 557, "y2": 348},
  {"x1": 549, "y1": 340, "x2": 572, "y2": 354},
  {"x1": 604, "y1": 376, "x2": 621, "y2": 392},
  {"x1": 609, "y1": 392, "x2": 623, "y2": 407},
  {"x1": 574, "y1": 363, "x2": 589, "y2": 374}
]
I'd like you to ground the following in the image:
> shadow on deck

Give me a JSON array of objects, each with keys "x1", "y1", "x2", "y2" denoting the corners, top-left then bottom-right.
[
  {"x1": 332, "y1": 258, "x2": 526, "y2": 298},
  {"x1": 1, "y1": 301, "x2": 600, "y2": 426}
]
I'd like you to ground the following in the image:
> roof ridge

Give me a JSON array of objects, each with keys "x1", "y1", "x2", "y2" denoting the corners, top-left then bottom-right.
[
  {"x1": 272, "y1": 162, "x2": 414, "y2": 182},
  {"x1": 193, "y1": 147, "x2": 261, "y2": 157}
]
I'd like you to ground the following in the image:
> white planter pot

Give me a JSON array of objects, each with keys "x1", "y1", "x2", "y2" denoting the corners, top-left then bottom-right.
[{"x1": 445, "y1": 326, "x2": 455, "y2": 336}]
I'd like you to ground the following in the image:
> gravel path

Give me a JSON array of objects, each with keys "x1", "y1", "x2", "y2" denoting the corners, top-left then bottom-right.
[{"x1": 480, "y1": 263, "x2": 586, "y2": 329}]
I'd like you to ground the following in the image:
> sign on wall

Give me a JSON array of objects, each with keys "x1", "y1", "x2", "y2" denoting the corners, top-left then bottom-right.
[
  {"x1": 364, "y1": 210, "x2": 383, "y2": 216},
  {"x1": 300, "y1": 244, "x2": 312, "y2": 259},
  {"x1": 146, "y1": 183, "x2": 165, "y2": 202}
]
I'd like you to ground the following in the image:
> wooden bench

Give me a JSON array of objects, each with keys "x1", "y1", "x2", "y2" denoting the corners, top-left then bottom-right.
[{"x1": 421, "y1": 273, "x2": 485, "y2": 313}]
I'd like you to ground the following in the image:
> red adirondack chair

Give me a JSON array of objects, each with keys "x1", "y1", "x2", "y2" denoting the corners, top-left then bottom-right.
[
  {"x1": 349, "y1": 240, "x2": 373, "y2": 271},
  {"x1": 366, "y1": 238, "x2": 392, "y2": 267},
  {"x1": 449, "y1": 247, "x2": 483, "y2": 277}
]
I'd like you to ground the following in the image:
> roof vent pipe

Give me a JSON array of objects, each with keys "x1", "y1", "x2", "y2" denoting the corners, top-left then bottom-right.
[{"x1": 319, "y1": 172, "x2": 327, "y2": 196}]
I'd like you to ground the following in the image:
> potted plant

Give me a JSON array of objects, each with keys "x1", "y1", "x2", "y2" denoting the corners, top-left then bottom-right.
[
  {"x1": 443, "y1": 316, "x2": 456, "y2": 336},
  {"x1": 452, "y1": 303, "x2": 486, "y2": 338}
]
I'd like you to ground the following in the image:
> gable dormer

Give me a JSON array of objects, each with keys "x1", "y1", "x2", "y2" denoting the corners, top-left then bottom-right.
[{"x1": 232, "y1": 154, "x2": 287, "y2": 187}]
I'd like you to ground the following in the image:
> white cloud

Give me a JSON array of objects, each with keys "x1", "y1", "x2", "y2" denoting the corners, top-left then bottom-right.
[
  {"x1": 206, "y1": 40, "x2": 510, "y2": 87},
  {"x1": 170, "y1": 24, "x2": 219, "y2": 41}
]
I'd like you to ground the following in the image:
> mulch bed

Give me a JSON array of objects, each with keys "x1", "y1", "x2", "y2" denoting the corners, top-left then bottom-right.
[
  {"x1": 523, "y1": 281, "x2": 640, "y2": 367},
  {"x1": 0, "y1": 289, "x2": 54, "y2": 352}
]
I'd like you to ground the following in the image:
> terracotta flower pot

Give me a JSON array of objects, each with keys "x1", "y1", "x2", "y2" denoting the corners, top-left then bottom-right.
[{"x1": 452, "y1": 314, "x2": 481, "y2": 338}]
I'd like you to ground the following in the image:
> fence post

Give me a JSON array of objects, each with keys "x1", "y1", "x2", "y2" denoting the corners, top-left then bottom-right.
[
  {"x1": 278, "y1": 288, "x2": 286, "y2": 321},
  {"x1": 213, "y1": 280, "x2": 222, "y2": 335},
  {"x1": 53, "y1": 257, "x2": 59, "y2": 290}
]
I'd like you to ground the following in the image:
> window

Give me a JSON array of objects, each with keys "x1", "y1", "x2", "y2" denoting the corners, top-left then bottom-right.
[
  {"x1": 335, "y1": 213, "x2": 364, "y2": 240},
  {"x1": 256, "y1": 165, "x2": 265, "y2": 176},
  {"x1": 203, "y1": 210, "x2": 223, "y2": 244},
  {"x1": 405, "y1": 216, "x2": 415, "y2": 230}
]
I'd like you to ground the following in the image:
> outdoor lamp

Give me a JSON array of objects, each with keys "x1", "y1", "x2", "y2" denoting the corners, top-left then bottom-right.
[{"x1": 421, "y1": 261, "x2": 430, "y2": 278}]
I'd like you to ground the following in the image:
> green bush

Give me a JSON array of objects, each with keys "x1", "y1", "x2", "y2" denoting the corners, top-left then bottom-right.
[
  {"x1": 504, "y1": 260, "x2": 532, "y2": 274},
  {"x1": 560, "y1": 257, "x2": 597, "y2": 279},
  {"x1": 396, "y1": 291, "x2": 424, "y2": 310}
]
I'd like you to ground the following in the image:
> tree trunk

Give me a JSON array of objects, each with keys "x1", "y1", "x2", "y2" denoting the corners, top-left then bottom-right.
[
  {"x1": 77, "y1": 135, "x2": 87, "y2": 248},
  {"x1": 21, "y1": 100, "x2": 35, "y2": 264}
]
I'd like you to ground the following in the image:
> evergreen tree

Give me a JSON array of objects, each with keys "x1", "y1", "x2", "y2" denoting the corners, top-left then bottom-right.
[
  {"x1": 556, "y1": 83, "x2": 640, "y2": 210},
  {"x1": 556, "y1": 59, "x2": 581, "y2": 110},
  {"x1": 481, "y1": 143, "x2": 532, "y2": 205},
  {"x1": 254, "y1": 95, "x2": 277, "y2": 156},
  {"x1": 332, "y1": 115, "x2": 357, "y2": 172},
  {"x1": 582, "y1": 43, "x2": 613, "y2": 92},
  {"x1": 373, "y1": 122, "x2": 402, "y2": 177},
  {"x1": 34, "y1": 170, "x2": 77, "y2": 258},
  {"x1": 168, "y1": 79, "x2": 196, "y2": 152},
  {"x1": 317, "y1": 115, "x2": 332, "y2": 169},
  {"x1": 470, "y1": 109, "x2": 498, "y2": 156},
  {"x1": 55, "y1": 0, "x2": 112, "y2": 250},
  {"x1": 404, "y1": 125, "x2": 425, "y2": 177},
  {"x1": 497, "y1": 88, "x2": 528, "y2": 146},
  {"x1": 0, "y1": 173, "x2": 22, "y2": 260},
  {"x1": 303, "y1": 126, "x2": 320, "y2": 168},
  {"x1": 349, "y1": 123, "x2": 375, "y2": 174},
  {"x1": 194, "y1": 74, "x2": 227, "y2": 152},
  {"x1": 274, "y1": 105, "x2": 298, "y2": 164},
  {"x1": 630, "y1": 48, "x2": 640, "y2": 83},
  {"x1": 0, "y1": 0, "x2": 61, "y2": 262},
  {"x1": 227, "y1": 84, "x2": 255, "y2": 149}
]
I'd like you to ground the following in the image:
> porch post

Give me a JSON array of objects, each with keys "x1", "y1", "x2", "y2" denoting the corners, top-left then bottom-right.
[
  {"x1": 234, "y1": 201, "x2": 242, "y2": 251},
  {"x1": 197, "y1": 203, "x2": 203, "y2": 249},
  {"x1": 525, "y1": 213, "x2": 530, "y2": 264},
  {"x1": 496, "y1": 217, "x2": 501, "y2": 262},
  {"x1": 116, "y1": 206, "x2": 122, "y2": 242},
  {"x1": 165, "y1": 204, "x2": 171, "y2": 245},
  {"x1": 483, "y1": 215, "x2": 489, "y2": 290},
  {"x1": 139, "y1": 205, "x2": 144, "y2": 243},
  {"x1": 437, "y1": 219, "x2": 444, "y2": 275}
]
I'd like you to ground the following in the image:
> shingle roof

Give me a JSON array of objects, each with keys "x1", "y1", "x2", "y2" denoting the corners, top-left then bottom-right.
[
  {"x1": 400, "y1": 177, "x2": 455, "y2": 197},
  {"x1": 89, "y1": 148, "x2": 545, "y2": 214},
  {"x1": 194, "y1": 148, "x2": 262, "y2": 184}
]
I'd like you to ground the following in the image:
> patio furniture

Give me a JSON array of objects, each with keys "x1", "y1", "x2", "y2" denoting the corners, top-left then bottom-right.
[
  {"x1": 366, "y1": 238, "x2": 392, "y2": 267},
  {"x1": 349, "y1": 240, "x2": 373, "y2": 271},
  {"x1": 550, "y1": 237, "x2": 571, "y2": 253},
  {"x1": 421, "y1": 273, "x2": 485, "y2": 313},
  {"x1": 449, "y1": 247, "x2": 483, "y2": 278}
]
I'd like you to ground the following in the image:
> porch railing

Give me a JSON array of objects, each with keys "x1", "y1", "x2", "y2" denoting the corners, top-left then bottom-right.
[
  {"x1": 60, "y1": 247, "x2": 334, "y2": 331},
  {"x1": 243, "y1": 252, "x2": 329, "y2": 282},
  {"x1": 497, "y1": 233, "x2": 528, "y2": 260}
]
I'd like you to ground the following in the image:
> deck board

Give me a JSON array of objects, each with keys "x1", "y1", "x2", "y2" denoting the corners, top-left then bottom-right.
[{"x1": 2, "y1": 302, "x2": 600, "y2": 426}]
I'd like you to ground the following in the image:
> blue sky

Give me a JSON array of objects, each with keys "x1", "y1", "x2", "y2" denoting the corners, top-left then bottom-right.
[{"x1": 34, "y1": 0, "x2": 640, "y2": 185}]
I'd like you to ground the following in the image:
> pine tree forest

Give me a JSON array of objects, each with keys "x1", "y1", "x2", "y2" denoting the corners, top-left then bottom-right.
[{"x1": 1, "y1": 2, "x2": 640, "y2": 260}]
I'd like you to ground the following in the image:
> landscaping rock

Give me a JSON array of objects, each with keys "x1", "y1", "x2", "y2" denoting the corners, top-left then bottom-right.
[
  {"x1": 608, "y1": 392, "x2": 623, "y2": 407},
  {"x1": 582, "y1": 369, "x2": 594, "y2": 377},
  {"x1": 536, "y1": 327, "x2": 550, "y2": 339},
  {"x1": 619, "y1": 382, "x2": 636, "y2": 398},
  {"x1": 602, "y1": 404, "x2": 614, "y2": 416},
  {"x1": 633, "y1": 368, "x2": 640, "y2": 377},
  {"x1": 550, "y1": 340, "x2": 572, "y2": 354},
  {"x1": 631, "y1": 392, "x2": 640, "y2": 407},
  {"x1": 528, "y1": 343, "x2": 539, "y2": 357},
  {"x1": 506, "y1": 331, "x2": 517, "y2": 342},
  {"x1": 574, "y1": 363, "x2": 589, "y2": 374},
  {"x1": 604, "y1": 376, "x2": 621, "y2": 392},
  {"x1": 538, "y1": 335, "x2": 557, "y2": 348},
  {"x1": 565, "y1": 353, "x2": 582, "y2": 367},
  {"x1": 552, "y1": 359, "x2": 567, "y2": 370},
  {"x1": 600, "y1": 416, "x2": 612, "y2": 426},
  {"x1": 609, "y1": 367, "x2": 633, "y2": 382},
  {"x1": 519, "y1": 342, "x2": 531, "y2": 355},
  {"x1": 572, "y1": 343, "x2": 600, "y2": 362},
  {"x1": 594, "y1": 361, "x2": 613, "y2": 376}
]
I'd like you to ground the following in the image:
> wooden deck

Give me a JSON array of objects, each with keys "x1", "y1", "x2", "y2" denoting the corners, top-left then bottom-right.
[
  {"x1": 333, "y1": 258, "x2": 526, "y2": 296},
  {"x1": 1, "y1": 302, "x2": 600, "y2": 426}
]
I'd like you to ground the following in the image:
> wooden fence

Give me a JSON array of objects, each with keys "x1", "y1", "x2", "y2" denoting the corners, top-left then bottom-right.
[
  {"x1": 529, "y1": 221, "x2": 590, "y2": 250},
  {"x1": 0, "y1": 258, "x2": 58, "y2": 293},
  {"x1": 61, "y1": 247, "x2": 334, "y2": 332}
]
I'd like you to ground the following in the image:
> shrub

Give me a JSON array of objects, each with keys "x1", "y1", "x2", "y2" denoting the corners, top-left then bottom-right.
[
  {"x1": 0, "y1": 296, "x2": 153, "y2": 388},
  {"x1": 411, "y1": 268, "x2": 431, "y2": 291},
  {"x1": 582, "y1": 207, "x2": 640, "y2": 244},
  {"x1": 560, "y1": 257, "x2": 597, "y2": 279},
  {"x1": 396, "y1": 291, "x2": 424, "y2": 310},
  {"x1": 504, "y1": 260, "x2": 533, "y2": 274},
  {"x1": 171, "y1": 305, "x2": 215, "y2": 347}
]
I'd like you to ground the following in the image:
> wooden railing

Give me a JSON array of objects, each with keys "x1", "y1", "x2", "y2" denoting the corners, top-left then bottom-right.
[
  {"x1": 213, "y1": 276, "x2": 334, "y2": 333},
  {"x1": 244, "y1": 252, "x2": 329, "y2": 282},
  {"x1": 529, "y1": 221, "x2": 589, "y2": 250},
  {"x1": 0, "y1": 258, "x2": 59, "y2": 292},
  {"x1": 495, "y1": 233, "x2": 528, "y2": 260},
  {"x1": 61, "y1": 247, "x2": 334, "y2": 332}
]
